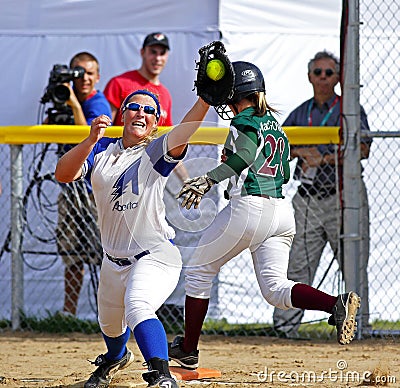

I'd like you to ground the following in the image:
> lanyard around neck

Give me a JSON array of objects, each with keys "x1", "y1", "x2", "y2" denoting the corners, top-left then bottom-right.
[{"x1": 307, "y1": 96, "x2": 339, "y2": 126}]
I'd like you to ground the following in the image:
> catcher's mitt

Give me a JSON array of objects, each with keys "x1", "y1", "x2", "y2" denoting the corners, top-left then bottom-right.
[{"x1": 194, "y1": 41, "x2": 235, "y2": 106}]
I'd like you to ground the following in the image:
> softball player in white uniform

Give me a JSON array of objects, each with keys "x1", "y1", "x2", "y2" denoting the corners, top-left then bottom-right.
[{"x1": 55, "y1": 89, "x2": 210, "y2": 388}]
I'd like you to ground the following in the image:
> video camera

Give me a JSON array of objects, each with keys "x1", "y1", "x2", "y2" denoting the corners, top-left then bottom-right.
[{"x1": 41, "y1": 64, "x2": 85, "y2": 105}]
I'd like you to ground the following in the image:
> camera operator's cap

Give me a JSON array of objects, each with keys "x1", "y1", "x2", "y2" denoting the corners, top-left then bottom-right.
[{"x1": 142, "y1": 32, "x2": 170, "y2": 50}]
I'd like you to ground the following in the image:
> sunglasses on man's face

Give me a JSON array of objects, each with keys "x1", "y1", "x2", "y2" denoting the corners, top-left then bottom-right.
[
  {"x1": 312, "y1": 68, "x2": 335, "y2": 77},
  {"x1": 123, "y1": 102, "x2": 157, "y2": 116}
]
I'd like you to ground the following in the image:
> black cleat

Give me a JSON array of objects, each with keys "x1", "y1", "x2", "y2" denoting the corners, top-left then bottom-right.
[
  {"x1": 84, "y1": 349, "x2": 133, "y2": 388},
  {"x1": 142, "y1": 370, "x2": 179, "y2": 388},
  {"x1": 142, "y1": 357, "x2": 179, "y2": 387},
  {"x1": 168, "y1": 336, "x2": 199, "y2": 370},
  {"x1": 329, "y1": 292, "x2": 361, "y2": 345}
]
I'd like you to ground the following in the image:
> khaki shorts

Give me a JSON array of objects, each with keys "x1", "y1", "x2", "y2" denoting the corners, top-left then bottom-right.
[{"x1": 56, "y1": 181, "x2": 102, "y2": 267}]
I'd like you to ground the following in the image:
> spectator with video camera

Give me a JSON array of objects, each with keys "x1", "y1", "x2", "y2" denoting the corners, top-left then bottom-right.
[{"x1": 54, "y1": 51, "x2": 112, "y2": 316}]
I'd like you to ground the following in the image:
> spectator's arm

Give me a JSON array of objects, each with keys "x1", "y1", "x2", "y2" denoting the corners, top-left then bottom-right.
[{"x1": 65, "y1": 84, "x2": 87, "y2": 125}]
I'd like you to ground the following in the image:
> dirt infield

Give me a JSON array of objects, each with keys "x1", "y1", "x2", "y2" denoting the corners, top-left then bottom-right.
[{"x1": 0, "y1": 332, "x2": 398, "y2": 387}]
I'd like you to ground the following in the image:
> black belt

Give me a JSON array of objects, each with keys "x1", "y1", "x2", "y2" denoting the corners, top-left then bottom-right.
[
  {"x1": 298, "y1": 185, "x2": 336, "y2": 200},
  {"x1": 224, "y1": 190, "x2": 272, "y2": 200},
  {"x1": 251, "y1": 193, "x2": 271, "y2": 199},
  {"x1": 105, "y1": 250, "x2": 150, "y2": 266}
]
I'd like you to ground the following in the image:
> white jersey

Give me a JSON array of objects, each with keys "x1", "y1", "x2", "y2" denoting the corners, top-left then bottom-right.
[{"x1": 82, "y1": 134, "x2": 184, "y2": 260}]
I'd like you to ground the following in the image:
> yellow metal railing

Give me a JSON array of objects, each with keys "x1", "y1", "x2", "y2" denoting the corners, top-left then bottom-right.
[{"x1": 0, "y1": 125, "x2": 340, "y2": 145}]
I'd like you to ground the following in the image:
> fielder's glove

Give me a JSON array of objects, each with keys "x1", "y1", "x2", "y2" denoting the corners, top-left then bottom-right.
[
  {"x1": 194, "y1": 41, "x2": 235, "y2": 106},
  {"x1": 177, "y1": 175, "x2": 215, "y2": 210}
]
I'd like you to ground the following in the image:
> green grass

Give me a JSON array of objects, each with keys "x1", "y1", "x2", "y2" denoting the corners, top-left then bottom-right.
[
  {"x1": 1, "y1": 314, "x2": 399, "y2": 338},
  {"x1": 0, "y1": 311, "x2": 100, "y2": 333},
  {"x1": 371, "y1": 319, "x2": 400, "y2": 330},
  {"x1": 201, "y1": 318, "x2": 400, "y2": 339},
  {"x1": 200, "y1": 317, "x2": 335, "y2": 339}
]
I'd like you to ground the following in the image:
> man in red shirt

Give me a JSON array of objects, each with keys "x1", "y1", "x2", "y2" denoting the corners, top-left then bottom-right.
[{"x1": 104, "y1": 32, "x2": 172, "y2": 127}]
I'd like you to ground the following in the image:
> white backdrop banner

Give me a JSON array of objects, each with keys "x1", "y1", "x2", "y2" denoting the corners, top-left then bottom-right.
[{"x1": 0, "y1": 0, "x2": 342, "y2": 126}]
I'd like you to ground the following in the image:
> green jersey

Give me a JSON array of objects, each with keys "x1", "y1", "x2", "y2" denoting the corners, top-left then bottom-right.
[{"x1": 207, "y1": 107, "x2": 290, "y2": 198}]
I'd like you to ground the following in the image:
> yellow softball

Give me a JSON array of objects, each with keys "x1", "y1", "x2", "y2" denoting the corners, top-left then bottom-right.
[{"x1": 206, "y1": 59, "x2": 225, "y2": 81}]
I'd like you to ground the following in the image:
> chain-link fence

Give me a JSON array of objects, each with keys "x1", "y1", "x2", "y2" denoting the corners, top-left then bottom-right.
[
  {"x1": 0, "y1": 142, "x2": 222, "y2": 333},
  {"x1": 0, "y1": 130, "x2": 399, "y2": 340},
  {"x1": 358, "y1": 0, "x2": 400, "y2": 336},
  {"x1": 0, "y1": 143, "x2": 101, "y2": 330}
]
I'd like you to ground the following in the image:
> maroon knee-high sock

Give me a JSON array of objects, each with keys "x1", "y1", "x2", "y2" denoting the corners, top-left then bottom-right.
[
  {"x1": 291, "y1": 283, "x2": 337, "y2": 313},
  {"x1": 182, "y1": 295, "x2": 209, "y2": 353}
]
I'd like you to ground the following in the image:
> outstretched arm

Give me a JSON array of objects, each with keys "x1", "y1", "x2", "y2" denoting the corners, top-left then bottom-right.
[
  {"x1": 167, "y1": 97, "x2": 209, "y2": 158},
  {"x1": 55, "y1": 114, "x2": 111, "y2": 183}
]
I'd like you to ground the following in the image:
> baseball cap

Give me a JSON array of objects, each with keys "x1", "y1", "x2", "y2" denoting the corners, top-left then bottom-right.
[{"x1": 142, "y1": 32, "x2": 170, "y2": 50}]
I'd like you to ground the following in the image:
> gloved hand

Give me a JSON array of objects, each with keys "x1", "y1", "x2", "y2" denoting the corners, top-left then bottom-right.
[{"x1": 176, "y1": 175, "x2": 215, "y2": 210}]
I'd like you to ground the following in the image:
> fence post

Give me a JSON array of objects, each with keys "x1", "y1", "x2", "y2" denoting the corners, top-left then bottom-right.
[
  {"x1": 10, "y1": 144, "x2": 24, "y2": 329},
  {"x1": 341, "y1": 0, "x2": 362, "y2": 334}
]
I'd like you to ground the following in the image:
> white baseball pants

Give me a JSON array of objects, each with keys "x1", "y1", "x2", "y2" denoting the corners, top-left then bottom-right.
[
  {"x1": 185, "y1": 195, "x2": 297, "y2": 310},
  {"x1": 97, "y1": 240, "x2": 182, "y2": 337}
]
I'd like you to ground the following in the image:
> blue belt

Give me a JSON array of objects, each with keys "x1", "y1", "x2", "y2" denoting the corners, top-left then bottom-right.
[{"x1": 105, "y1": 250, "x2": 150, "y2": 266}]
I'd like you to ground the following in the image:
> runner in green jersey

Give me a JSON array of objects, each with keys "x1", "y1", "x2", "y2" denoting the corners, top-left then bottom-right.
[
  {"x1": 169, "y1": 62, "x2": 361, "y2": 370},
  {"x1": 208, "y1": 106, "x2": 290, "y2": 199}
]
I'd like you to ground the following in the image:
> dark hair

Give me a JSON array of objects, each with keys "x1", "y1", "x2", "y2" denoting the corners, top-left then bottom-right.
[
  {"x1": 308, "y1": 50, "x2": 340, "y2": 74},
  {"x1": 69, "y1": 52, "x2": 100, "y2": 72}
]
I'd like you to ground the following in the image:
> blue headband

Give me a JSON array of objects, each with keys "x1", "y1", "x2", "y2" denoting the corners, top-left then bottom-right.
[{"x1": 122, "y1": 89, "x2": 161, "y2": 121}]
